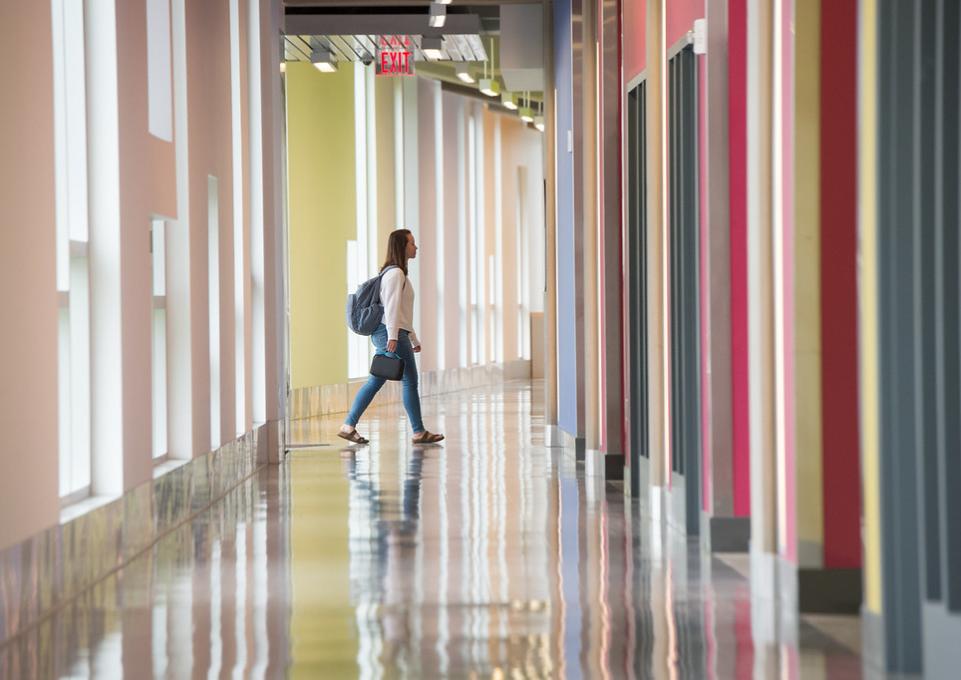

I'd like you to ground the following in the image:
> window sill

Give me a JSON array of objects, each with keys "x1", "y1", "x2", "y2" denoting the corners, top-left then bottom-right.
[
  {"x1": 59, "y1": 493, "x2": 119, "y2": 524},
  {"x1": 153, "y1": 457, "x2": 189, "y2": 479}
]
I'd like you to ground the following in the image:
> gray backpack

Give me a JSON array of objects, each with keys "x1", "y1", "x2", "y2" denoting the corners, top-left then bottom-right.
[{"x1": 345, "y1": 266, "x2": 398, "y2": 336}]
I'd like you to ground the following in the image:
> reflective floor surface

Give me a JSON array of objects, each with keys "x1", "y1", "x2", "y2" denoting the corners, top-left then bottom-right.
[{"x1": 0, "y1": 381, "x2": 868, "y2": 679}]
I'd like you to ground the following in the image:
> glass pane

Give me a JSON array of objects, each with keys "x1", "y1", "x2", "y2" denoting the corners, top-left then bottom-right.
[
  {"x1": 69, "y1": 256, "x2": 91, "y2": 492},
  {"x1": 153, "y1": 308, "x2": 168, "y2": 458},
  {"x1": 152, "y1": 219, "x2": 166, "y2": 296},
  {"x1": 58, "y1": 306, "x2": 71, "y2": 497}
]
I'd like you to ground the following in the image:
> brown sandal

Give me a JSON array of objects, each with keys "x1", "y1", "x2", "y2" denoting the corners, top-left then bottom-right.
[
  {"x1": 412, "y1": 431, "x2": 444, "y2": 444},
  {"x1": 338, "y1": 429, "x2": 369, "y2": 445}
]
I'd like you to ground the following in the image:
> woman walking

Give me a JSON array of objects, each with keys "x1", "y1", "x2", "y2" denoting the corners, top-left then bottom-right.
[{"x1": 339, "y1": 229, "x2": 445, "y2": 446}]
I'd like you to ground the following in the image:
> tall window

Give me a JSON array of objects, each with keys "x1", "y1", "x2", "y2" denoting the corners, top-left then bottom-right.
[
  {"x1": 53, "y1": 0, "x2": 92, "y2": 501},
  {"x1": 229, "y1": 0, "x2": 246, "y2": 433},
  {"x1": 209, "y1": 176, "x2": 221, "y2": 448},
  {"x1": 469, "y1": 111, "x2": 488, "y2": 364},
  {"x1": 146, "y1": 0, "x2": 173, "y2": 141},
  {"x1": 516, "y1": 168, "x2": 530, "y2": 359},
  {"x1": 152, "y1": 220, "x2": 168, "y2": 459},
  {"x1": 457, "y1": 110, "x2": 469, "y2": 367},
  {"x1": 468, "y1": 115, "x2": 479, "y2": 364}
]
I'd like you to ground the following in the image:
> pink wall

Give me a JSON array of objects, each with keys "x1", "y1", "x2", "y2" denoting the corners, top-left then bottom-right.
[
  {"x1": 0, "y1": 0, "x2": 283, "y2": 549},
  {"x1": 185, "y1": 0, "x2": 237, "y2": 456},
  {"x1": 0, "y1": 0, "x2": 61, "y2": 548},
  {"x1": 623, "y1": 0, "x2": 647, "y2": 81},
  {"x1": 117, "y1": 0, "x2": 179, "y2": 489},
  {"x1": 666, "y1": 0, "x2": 704, "y2": 47}
]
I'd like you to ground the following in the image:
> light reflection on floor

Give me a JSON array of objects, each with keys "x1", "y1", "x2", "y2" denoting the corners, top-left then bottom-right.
[{"x1": 0, "y1": 381, "x2": 865, "y2": 679}]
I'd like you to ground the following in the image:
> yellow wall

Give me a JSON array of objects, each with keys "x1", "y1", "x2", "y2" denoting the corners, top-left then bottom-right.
[
  {"x1": 375, "y1": 77, "x2": 398, "y2": 264},
  {"x1": 286, "y1": 63, "x2": 357, "y2": 389},
  {"x1": 794, "y1": 0, "x2": 824, "y2": 562},
  {"x1": 858, "y1": 0, "x2": 882, "y2": 615}
]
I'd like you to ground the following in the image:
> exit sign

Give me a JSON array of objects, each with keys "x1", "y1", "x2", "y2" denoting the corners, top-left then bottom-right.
[{"x1": 377, "y1": 35, "x2": 414, "y2": 76}]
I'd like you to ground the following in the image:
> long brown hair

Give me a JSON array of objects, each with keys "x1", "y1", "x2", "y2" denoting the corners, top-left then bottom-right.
[{"x1": 381, "y1": 229, "x2": 412, "y2": 276}]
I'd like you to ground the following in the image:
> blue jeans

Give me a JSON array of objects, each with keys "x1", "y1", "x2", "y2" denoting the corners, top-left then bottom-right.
[{"x1": 345, "y1": 324, "x2": 424, "y2": 434}]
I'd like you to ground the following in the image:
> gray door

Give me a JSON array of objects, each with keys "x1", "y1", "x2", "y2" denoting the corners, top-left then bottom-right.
[
  {"x1": 627, "y1": 80, "x2": 649, "y2": 498},
  {"x1": 668, "y1": 45, "x2": 701, "y2": 536}
]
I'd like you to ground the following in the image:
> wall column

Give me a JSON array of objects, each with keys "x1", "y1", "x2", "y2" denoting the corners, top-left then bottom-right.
[
  {"x1": 703, "y1": 0, "x2": 751, "y2": 553},
  {"x1": 0, "y1": 0, "x2": 60, "y2": 549},
  {"x1": 599, "y1": 0, "x2": 626, "y2": 477},
  {"x1": 582, "y1": 0, "x2": 601, "y2": 461},
  {"x1": 645, "y1": 0, "x2": 669, "y2": 501}
]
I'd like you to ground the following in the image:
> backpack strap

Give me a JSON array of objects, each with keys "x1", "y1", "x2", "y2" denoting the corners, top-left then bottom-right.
[{"x1": 380, "y1": 265, "x2": 406, "y2": 289}]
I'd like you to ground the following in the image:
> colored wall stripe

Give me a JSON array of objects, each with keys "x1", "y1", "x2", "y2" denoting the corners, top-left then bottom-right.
[
  {"x1": 666, "y1": 0, "x2": 704, "y2": 47},
  {"x1": 554, "y1": 0, "x2": 579, "y2": 436},
  {"x1": 624, "y1": 0, "x2": 647, "y2": 80},
  {"x1": 858, "y1": 0, "x2": 882, "y2": 611},
  {"x1": 780, "y1": 0, "x2": 797, "y2": 564},
  {"x1": 699, "y1": 55, "x2": 711, "y2": 511},
  {"x1": 794, "y1": 0, "x2": 825, "y2": 563},
  {"x1": 819, "y1": 0, "x2": 862, "y2": 569},
  {"x1": 728, "y1": 0, "x2": 751, "y2": 517}
]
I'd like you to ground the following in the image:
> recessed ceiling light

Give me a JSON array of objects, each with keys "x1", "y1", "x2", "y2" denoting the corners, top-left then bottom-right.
[
  {"x1": 479, "y1": 77, "x2": 500, "y2": 97},
  {"x1": 429, "y1": 3, "x2": 447, "y2": 28},
  {"x1": 456, "y1": 63, "x2": 475, "y2": 84},
  {"x1": 311, "y1": 47, "x2": 337, "y2": 73},
  {"x1": 421, "y1": 35, "x2": 444, "y2": 60}
]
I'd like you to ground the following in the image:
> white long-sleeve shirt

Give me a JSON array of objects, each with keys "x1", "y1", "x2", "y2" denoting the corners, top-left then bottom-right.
[{"x1": 381, "y1": 267, "x2": 419, "y2": 347}]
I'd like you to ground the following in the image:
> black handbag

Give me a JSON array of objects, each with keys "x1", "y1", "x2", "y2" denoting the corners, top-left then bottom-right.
[{"x1": 370, "y1": 353, "x2": 405, "y2": 380}]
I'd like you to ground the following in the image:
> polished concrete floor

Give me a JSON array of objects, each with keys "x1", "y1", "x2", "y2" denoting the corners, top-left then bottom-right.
[{"x1": 1, "y1": 381, "x2": 867, "y2": 679}]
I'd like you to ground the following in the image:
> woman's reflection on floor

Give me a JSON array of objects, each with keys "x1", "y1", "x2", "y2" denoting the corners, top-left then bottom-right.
[{"x1": 343, "y1": 445, "x2": 426, "y2": 675}]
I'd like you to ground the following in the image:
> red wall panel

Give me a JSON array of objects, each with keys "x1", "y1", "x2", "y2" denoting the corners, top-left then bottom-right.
[{"x1": 819, "y1": 0, "x2": 862, "y2": 569}]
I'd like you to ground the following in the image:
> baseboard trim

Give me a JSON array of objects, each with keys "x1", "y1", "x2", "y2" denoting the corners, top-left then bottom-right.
[
  {"x1": 923, "y1": 600, "x2": 961, "y2": 678},
  {"x1": 861, "y1": 607, "x2": 885, "y2": 674},
  {"x1": 0, "y1": 426, "x2": 267, "y2": 647},
  {"x1": 290, "y1": 360, "x2": 533, "y2": 420},
  {"x1": 559, "y1": 428, "x2": 586, "y2": 458},
  {"x1": 546, "y1": 424, "x2": 564, "y2": 448},
  {"x1": 605, "y1": 454, "x2": 624, "y2": 480},
  {"x1": 710, "y1": 516, "x2": 751, "y2": 553},
  {"x1": 798, "y1": 567, "x2": 862, "y2": 614}
]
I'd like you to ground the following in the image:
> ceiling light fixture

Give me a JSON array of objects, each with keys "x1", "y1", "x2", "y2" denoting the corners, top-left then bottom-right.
[
  {"x1": 533, "y1": 99, "x2": 545, "y2": 131},
  {"x1": 501, "y1": 92, "x2": 518, "y2": 110},
  {"x1": 456, "y1": 63, "x2": 475, "y2": 84},
  {"x1": 429, "y1": 3, "x2": 447, "y2": 28},
  {"x1": 479, "y1": 78, "x2": 500, "y2": 97},
  {"x1": 311, "y1": 45, "x2": 337, "y2": 73},
  {"x1": 518, "y1": 91, "x2": 534, "y2": 123},
  {"x1": 479, "y1": 37, "x2": 499, "y2": 97},
  {"x1": 421, "y1": 35, "x2": 444, "y2": 60},
  {"x1": 436, "y1": 0, "x2": 453, "y2": 4}
]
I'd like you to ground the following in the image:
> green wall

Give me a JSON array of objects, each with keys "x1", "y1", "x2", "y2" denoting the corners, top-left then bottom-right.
[{"x1": 286, "y1": 63, "x2": 356, "y2": 389}]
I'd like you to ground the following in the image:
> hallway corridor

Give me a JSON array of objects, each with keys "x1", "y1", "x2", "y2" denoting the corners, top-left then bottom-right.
[{"x1": 1, "y1": 383, "x2": 863, "y2": 679}]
